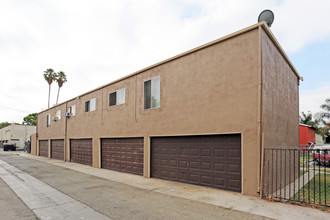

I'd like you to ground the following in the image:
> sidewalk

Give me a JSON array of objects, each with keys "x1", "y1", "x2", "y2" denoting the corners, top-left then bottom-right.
[
  {"x1": 19, "y1": 153, "x2": 330, "y2": 220},
  {"x1": 0, "y1": 159, "x2": 110, "y2": 220}
]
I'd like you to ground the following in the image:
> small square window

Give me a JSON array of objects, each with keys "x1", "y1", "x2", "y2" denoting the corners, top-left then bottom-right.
[
  {"x1": 85, "y1": 98, "x2": 96, "y2": 112},
  {"x1": 109, "y1": 88, "x2": 125, "y2": 106},
  {"x1": 55, "y1": 110, "x2": 61, "y2": 120},
  {"x1": 144, "y1": 76, "x2": 160, "y2": 109}
]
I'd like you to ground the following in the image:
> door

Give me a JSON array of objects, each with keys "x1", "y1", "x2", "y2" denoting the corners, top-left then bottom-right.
[
  {"x1": 151, "y1": 134, "x2": 241, "y2": 192},
  {"x1": 101, "y1": 138, "x2": 144, "y2": 175},
  {"x1": 51, "y1": 139, "x2": 64, "y2": 160},
  {"x1": 70, "y1": 139, "x2": 93, "y2": 166},
  {"x1": 39, "y1": 140, "x2": 48, "y2": 157}
]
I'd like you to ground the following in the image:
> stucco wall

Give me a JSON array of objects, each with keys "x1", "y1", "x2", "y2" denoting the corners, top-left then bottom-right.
[
  {"x1": 261, "y1": 28, "x2": 300, "y2": 194},
  {"x1": 261, "y1": 29, "x2": 299, "y2": 149},
  {"x1": 31, "y1": 133, "x2": 37, "y2": 155},
  {"x1": 38, "y1": 28, "x2": 261, "y2": 196}
]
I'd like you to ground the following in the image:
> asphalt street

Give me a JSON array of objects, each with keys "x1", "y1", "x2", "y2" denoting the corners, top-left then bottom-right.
[{"x1": 0, "y1": 152, "x2": 271, "y2": 220}]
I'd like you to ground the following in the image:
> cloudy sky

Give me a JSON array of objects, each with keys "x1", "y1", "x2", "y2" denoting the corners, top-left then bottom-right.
[{"x1": 0, "y1": 0, "x2": 329, "y2": 123}]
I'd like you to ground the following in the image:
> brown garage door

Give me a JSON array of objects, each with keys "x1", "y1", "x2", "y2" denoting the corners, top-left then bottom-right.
[
  {"x1": 151, "y1": 134, "x2": 241, "y2": 192},
  {"x1": 39, "y1": 140, "x2": 48, "y2": 157},
  {"x1": 51, "y1": 139, "x2": 64, "y2": 160},
  {"x1": 101, "y1": 138, "x2": 144, "y2": 175},
  {"x1": 70, "y1": 139, "x2": 92, "y2": 166}
]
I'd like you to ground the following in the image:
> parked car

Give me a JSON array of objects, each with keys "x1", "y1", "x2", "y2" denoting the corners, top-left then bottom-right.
[
  {"x1": 3, "y1": 143, "x2": 16, "y2": 151},
  {"x1": 319, "y1": 149, "x2": 330, "y2": 166},
  {"x1": 312, "y1": 144, "x2": 330, "y2": 166}
]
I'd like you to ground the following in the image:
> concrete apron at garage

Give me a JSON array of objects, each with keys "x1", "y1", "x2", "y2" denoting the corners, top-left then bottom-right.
[{"x1": 13, "y1": 153, "x2": 330, "y2": 220}]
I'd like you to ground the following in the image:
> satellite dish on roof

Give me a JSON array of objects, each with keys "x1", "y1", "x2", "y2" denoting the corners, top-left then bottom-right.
[{"x1": 258, "y1": 9, "x2": 274, "y2": 27}]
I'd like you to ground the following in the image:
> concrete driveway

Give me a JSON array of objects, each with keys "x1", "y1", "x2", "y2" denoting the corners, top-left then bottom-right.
[{"x1": 0, "y1": 151, "x2": 329, "y2": 220}]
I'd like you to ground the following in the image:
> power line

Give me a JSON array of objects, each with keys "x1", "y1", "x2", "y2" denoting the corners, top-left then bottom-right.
[
  {"x1": 0, "y1": 105, "x2": 30, "y2": 113},
  {"x1": 0, "y1": 91, "x2": 37, "y2": 110}
]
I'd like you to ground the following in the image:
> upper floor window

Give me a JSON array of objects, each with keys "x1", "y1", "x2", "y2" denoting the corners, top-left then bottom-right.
[
  {"x1": 109, "y1": 88, "x2": 125, "y2": 106},
  {"x1": 55, "y1": 110, "x2": 61, "y2": 120},
  {"x1": 68, "y1": 105, "x2": 76, "y2": 116},
  {"x1": 85, "y1": 98, "x2": 96, "y2": 112},
  {"x1": 144, "y1": 76, "x2": 160, "y2": 109},
  {"x1": 46, "y1": 114, "x2": 50, "y2": 127}
]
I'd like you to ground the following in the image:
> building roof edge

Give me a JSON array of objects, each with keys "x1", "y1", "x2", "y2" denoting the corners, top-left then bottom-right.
[{"x1": 38, "y1": 22, "x2": 301, "y2": 114}]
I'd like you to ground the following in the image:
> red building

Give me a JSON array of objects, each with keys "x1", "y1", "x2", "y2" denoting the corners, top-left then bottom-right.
[{"x1": 299, "y1": 124, "x2": 317, "y2": 150}]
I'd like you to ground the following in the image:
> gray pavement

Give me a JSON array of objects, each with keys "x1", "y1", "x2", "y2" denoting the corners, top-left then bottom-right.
[
  {"x1": 0, "y1": 152, "x2": 268, "y2": 220},
  {"x1": 0, "y1": 158, "x2": 110, "y2": 220},
  {"x1": 0, "y1": 151, "x2": 329, "y2": 220},
  {"x1": 0, "y1": 177, "x2": 38, "y2": 220}
]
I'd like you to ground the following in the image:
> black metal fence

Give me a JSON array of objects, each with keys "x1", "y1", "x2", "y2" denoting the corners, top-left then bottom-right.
[{"x1": 262, "y1": 148, "x2": 329, "y2": 207}]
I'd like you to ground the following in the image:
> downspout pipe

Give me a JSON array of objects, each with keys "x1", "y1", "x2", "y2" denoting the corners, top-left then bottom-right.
[{"x1": 64, "y1": 103, "x2": 68, "y2": 162}]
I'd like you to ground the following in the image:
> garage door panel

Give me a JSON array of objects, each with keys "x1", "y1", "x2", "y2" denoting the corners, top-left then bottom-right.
[
  {"x1": 151, "y1": 134, "x2": 241, "y2": 192},
  {"x1": 70, "y1": 139, "x2": 92, "y2": 166},
  {"x1": 228, "y1": 164, "x2": 240, "y2": 173},
  {"x1": 39, "y1": 140, "x2": 48, "y2": 157},
  {"x1": 214, "y1": 177, "x2": 225, "y2": 187},
  {"x1": 201, "y1": 162, "x2": 211, "y2": 170},
  {"x1": 214, "y1": 148, "x2": 225, "y2": 157},
  {"x1": 51, "y1": 139, "x2": 64, "y2": 160},
  {"x1": 228, "y1": 179, "x2": 241, "y2": 188},
  {"x1": 189, "y1": 173, "x2": 199, "y2": 183},
  {"x1": 214, "y1": 162, "x2": 225, "y2": 171},
  {"x1": 101, "y1": 138, "x2": 143, "y2": 176},
  {"x1": 201, "y1": 175, "x2": 212, "y2": 185}
]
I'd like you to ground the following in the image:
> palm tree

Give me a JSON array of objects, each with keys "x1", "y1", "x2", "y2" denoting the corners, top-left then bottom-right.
[
  {"x1": 299, "y1": 111, "x2": 319, "y2": 127},
  {"x1": 320, "y1": 98, "x2": 330, "y2": 120},
  {"x1": 43, "y1": 68, "x2": 56, "y2": 108},
  {"x1": 315, "y1": 98, "x2": 330, "y2": 141},
  {"x1": 55, "y1": 71, "x2": 67, "y2": 105},
  {"x1": 320, "y1": 98, "x2": 330, "y2": 140}
]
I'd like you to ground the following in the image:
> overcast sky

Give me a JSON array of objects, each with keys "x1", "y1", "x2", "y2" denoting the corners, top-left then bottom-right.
[{"x1": 1, "y1": 0, "x2": 329, "y2": 123}]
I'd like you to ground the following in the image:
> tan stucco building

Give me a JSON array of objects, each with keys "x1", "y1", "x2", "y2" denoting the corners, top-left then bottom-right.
[
  {"x1": 34, "y1": 22, "x2": 301, "y2": 196},
  {"x1": 0, "y1": 124, "x2": 36, "y2": 148}
]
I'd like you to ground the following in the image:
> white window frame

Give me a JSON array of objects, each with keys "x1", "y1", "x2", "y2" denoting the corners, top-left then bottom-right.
[
  {"x1": 85, "y1": 98, "x2": 96, "y2": 112},
  {"x1": 55, "y1": 110, "x2": 61, "y2": 120},
  {"x1": 69, "y1": 105, "x2": 76, "y2": 116},
  {"x1": 109, "y1": 88, "x2": 126, "y2": 107},
  {"x1": 144, "y1": 76, "x2": 160, "y2": 110}
]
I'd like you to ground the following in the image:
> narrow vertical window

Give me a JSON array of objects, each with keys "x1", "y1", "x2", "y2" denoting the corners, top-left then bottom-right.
[
  {"x1": 46, "y1": 114, "x2": 50, "y2": 127},
  {"x1": 116, "y1": 88, "x2": 125, "y2": 105},
  {"x1": 109, "y1": 92, "x2": 117, "y2": 106},
  {"x1": 85, "y1": 100, "x2": 90, "y2": 112},
  {"x1": 144, "y1": 76, "x2": 160, "y2": 110},
  {"x1": 70, "y1": 105, "x2": 76, "y2": 116},
  {"x1": 90, "y1": 98, "x2": 96, "y2": 111},
  {"x1": 144, "y1": 80, "x2": 151, "y2": 109}
]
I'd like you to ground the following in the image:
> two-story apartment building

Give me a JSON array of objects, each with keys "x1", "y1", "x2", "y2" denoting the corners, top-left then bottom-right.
[{"x1": 34, "y1": 22, "x2": 301, "y2": 196}]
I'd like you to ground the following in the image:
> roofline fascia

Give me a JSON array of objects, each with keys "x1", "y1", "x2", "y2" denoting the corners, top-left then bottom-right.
[{"x1": 259, "y1": 21, "x2": 302, "y2": 80}]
